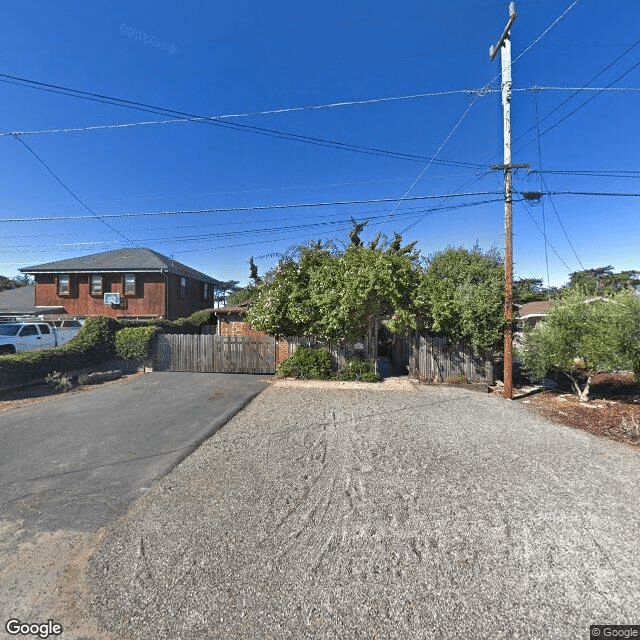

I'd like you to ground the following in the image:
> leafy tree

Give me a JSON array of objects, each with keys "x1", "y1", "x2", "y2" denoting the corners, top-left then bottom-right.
[
  {"x1": 514, "y1": 277, "x2": 548, "y2": 304},
  {"x1": 226, "y1": 285, "x2": 259, "y2": 307},
  {"x1": 348, "y1": 217, "x2": 368, "y2": 248},
  {"x1": 520, "y1": 288, "x2": 640, "y2": 401},
  {"x1": 249, "y1": 257, "x2": 260, "y2": 284},
  {"x1": 213, "y1": 280, "x2": 240, "y2": 307},
  {"x1": 415, "y1": 245, "x2": 505, "y2": 354},
  {"x1": 245, "y1": 229, "x2": 424, "y2": 341},
  {"x1": 567, "y1": 266, "x2": 640, "y2": 295},
  {"x1": 0, "y1": 274, "x2": 31, "y2": 292}
]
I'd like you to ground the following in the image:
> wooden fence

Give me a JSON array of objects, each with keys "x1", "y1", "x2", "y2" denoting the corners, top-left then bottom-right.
[
  {"x1": 285, "y1": 331, "x2": 377, "y2": 370},
  {"x1": 392, "y1": 333, "x2": 494, "y2": 384},
  {"x1": 154, "y1": 334, "x2": 276, "y2": 374}
]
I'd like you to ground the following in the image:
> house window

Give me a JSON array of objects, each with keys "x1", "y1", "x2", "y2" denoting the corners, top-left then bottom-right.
[
  {"x1": 124, "y1": 273, "x2": 137, "y2": 296},
  {"x1": 179, "y1": 276, "x2": 187, "y2": 298},
  {"x1": 91, "y1": 274, "x2": 103, "y2": 295},
  {"x1": 58, "y1": 274, "x2": 70, "y2": 296},
  {"x1": 202, "y1": 282, "x2": 209, "y2": 302}
]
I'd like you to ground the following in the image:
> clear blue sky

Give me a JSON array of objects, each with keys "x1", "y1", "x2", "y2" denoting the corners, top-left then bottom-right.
[{"x1": 1, "y1": 0, "x2": 638, "y2": 288}]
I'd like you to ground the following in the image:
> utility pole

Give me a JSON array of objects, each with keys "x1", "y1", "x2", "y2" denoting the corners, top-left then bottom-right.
[{"x1": 490, "y1": 2, "x2": 518, "y2": 400}]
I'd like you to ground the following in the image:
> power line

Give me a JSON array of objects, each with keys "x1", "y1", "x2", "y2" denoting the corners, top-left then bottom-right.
[
  {"x1": 0, "y1": 191, "x2": 503, "y2": 223},
  {"x1": 0, "y1": 87, "x2": 497, "y2": 138},
  {"x1": 1, "y1": 199, "x2": 505, "y2": 254},
  {"x1": 0, "y1": 72, "x2": 482, "y2": 168},
  {"x1": 516, "y1": 200, "x2": 572, "y2": 271},
  {"x1": 12, "y1": 136, "x2": 141, "y2": 248},
  {"x1": 533, "y1": 90, "x2": 552, "y2": 290},
  {"x1": 3, "y1": 84, "x2": 639, "y2": 142},
  {"x1": 373, "y1": 94, "x2": 482, "y2": 237},
  {"x1": 540, "y1": 176, "x2": 585, "y2": 270},
  {"x1": 510, "y1": 39, "x2": 640, "y2": 157},
  {"x1": 530, "y1": 169, "x2": 640, "y2": 177}
]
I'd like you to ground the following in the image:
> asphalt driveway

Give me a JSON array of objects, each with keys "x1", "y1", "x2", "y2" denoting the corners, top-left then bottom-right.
[{"x1": 0, "y1": 372, "x2": 268, "y2": 532}]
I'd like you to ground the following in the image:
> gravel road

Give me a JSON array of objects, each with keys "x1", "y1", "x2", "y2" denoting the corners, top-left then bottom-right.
[{"x1": 88, "y1": 382, "x2": 640, "y2": 640}]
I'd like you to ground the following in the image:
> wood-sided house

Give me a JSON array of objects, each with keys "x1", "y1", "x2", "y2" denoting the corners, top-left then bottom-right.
[{"x1": 20, "y1": 248, "x2": 222, "y2": 321}]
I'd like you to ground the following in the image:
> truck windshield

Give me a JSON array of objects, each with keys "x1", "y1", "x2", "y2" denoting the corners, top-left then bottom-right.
[{"x1": 0, "y1": 324, "x2": 20, "y2": 336}]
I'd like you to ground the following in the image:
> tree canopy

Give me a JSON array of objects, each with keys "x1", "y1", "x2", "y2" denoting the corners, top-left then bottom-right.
[
  {"x1": 520, "y1": 288, "x2": 640, "y2": 400},
  {"x1": 244, "y1": 225, "x2": 506, "y2": 353},
  {"x1": 245, "y1": 232, "x2": 424, "y2": 341},
  {"x1": 416, "y1": 245, "x2": 505, "y2": 354},
  {"x1": 567, "y1": 266, "x2": 640, "y2": 295}
]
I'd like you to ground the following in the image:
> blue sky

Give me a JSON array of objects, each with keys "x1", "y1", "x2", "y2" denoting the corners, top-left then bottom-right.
[{"x1": 1, "y1": 0, "x2": 638, "y2": 287}]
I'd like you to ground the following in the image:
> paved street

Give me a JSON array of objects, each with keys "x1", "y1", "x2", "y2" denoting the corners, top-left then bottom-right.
[
  {"x1": 0, "y1": 372, "x2": 268, "y2": 640},
  {"x1": 0, "y1": 372, "x2": 268, "y2": 531}
]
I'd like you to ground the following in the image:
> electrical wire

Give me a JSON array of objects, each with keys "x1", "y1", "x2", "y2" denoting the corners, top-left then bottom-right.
[
  {"x1": 12, "y1": 135, "x2": 141, "y2": 248},
  {"x1": 0, "y1": 72, "x2": 482, "y2": 168},
  {"x1": 2, "y1": 198, "x2": 505, "y2": 255},
  {"x1": 516, "y1": 200, "x2": 572, "y2": 271},
  {"x1": 533, "y1": 90, "x2": 552, "y2": 288},
  {"x1": 540, "y1": 176, "x2": 585, "y2": 270},
  {"x1": 0, "y1": 191, "x2": 503, "y2": 223}
]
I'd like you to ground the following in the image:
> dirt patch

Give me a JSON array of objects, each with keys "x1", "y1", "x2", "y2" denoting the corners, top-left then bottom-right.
[
  {"x1": 521, "y1": 372, "x2": 640, "y2": 449},
  {"x1": 0, "y1": 519, "x2": 122, "y2": 640}
]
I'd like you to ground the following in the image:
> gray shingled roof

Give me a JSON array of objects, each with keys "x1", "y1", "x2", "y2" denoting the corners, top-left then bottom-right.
[
  {"x1": 0, "y1": 284, "x2": 64, "y2": 315},
  {"x1": 20, "y1": 248, "x2": 222, "y2": 285}
]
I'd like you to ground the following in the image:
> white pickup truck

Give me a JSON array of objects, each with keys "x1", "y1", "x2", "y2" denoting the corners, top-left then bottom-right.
[{"x1": 0, "y1": 320, "x2": 82, "y2": 354}]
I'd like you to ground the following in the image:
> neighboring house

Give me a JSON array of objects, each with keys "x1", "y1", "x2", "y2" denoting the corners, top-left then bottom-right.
[
  {"x1": 0, "y1": 284, "x2": 65, "y2": 321},
  {"x1": 516, "y1": 300, "x2": 555, "y2": 329},
  {"x1": 212, "y1": 302, "x2": 263, "y2": 337},
  {"x1": 20, "y1": 248, "x2": 222, "y2": 321}
]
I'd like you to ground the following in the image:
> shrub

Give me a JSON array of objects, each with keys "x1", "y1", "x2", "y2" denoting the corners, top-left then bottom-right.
[
  {"x1": 44, "y1": 370, "x2": 74, "y2": 392},
  {"x1": 277, "y1": 347, "x2": 332, "y2": 380},
  {"x1": 334, "y1": 357, "x2": 381, "y2": 382},
  {"x1": 446, "y1": 373, "x2": 469, "y2": 385},
  {"x1": 115, "y1": 326, "x2": 156, "y2": 359}
]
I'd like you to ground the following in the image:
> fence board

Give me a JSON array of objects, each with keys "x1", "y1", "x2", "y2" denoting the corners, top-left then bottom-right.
[
  {"x1": 154, "y1": 334, "x2": 275, "y2": 374},
  {"x1": 392, "y1": 333, "x2": 491, "y2": 383},
  {"x1": 286, "y1": 333, "x2": 377, "y2": 370}
]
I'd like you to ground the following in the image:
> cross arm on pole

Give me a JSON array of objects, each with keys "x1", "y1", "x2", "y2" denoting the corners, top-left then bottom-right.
[{"x1": 489, "y1": 2, "x2": 517, "y2": 60}]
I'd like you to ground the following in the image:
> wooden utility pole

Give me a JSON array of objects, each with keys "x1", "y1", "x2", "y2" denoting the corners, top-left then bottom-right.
[{"x1": 490, "y1": 2, "x2": 517, "y2": 399}]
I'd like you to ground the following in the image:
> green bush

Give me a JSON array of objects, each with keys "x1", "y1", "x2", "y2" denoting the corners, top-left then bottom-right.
[
  {"x1": 115, "y1": 326, "x2": 156, "y2": 359},
  {"x1": 334, "y1": 357, "x2": 381, "y2": 382},
  {"x1": 0, "y1": 316, "x2": 121, "y2": 389},
  {"x1": 277, "y1": 347, "x2": 333, "y2": 380}
]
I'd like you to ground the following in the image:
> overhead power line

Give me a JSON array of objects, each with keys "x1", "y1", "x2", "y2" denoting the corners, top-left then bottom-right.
[
  {"x1": 0, "y1": 191, "x2": 503, "y2": 223},
  {"x1": 12, "y1": 136, "x2": 140, "y2": 248},
  {"x1": 0, "y1": 72, "x2": 482, "y2": 168},
  {"x1": 1, "y1": 199, "x2": 504, "y2": 252}
]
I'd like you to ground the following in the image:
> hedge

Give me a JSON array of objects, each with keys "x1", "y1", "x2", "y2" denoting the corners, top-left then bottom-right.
[
  {"x1": 0, "y1": 310, "x2": 217, "y2": 389},
  {"x1": 115, "y1": 326, "x2": 157, "y2": 359},
  {"x1": 0, "y1": 316, "x2": 120, "y2": 389}
]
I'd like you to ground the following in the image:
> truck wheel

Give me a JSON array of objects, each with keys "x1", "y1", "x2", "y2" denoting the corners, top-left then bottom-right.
[{"x1": 0, "y1": 345, "x2": 16, "y2": 354}]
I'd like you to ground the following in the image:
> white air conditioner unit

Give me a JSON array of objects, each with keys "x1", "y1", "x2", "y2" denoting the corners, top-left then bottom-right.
[{"x1": 103, "y1": 292, "x2": 121, "y2": 306}]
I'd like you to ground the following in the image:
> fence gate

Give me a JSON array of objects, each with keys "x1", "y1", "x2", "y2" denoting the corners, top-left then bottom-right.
[{"x1": 154, "y1": 334, "x2": 276, "y2": 374}]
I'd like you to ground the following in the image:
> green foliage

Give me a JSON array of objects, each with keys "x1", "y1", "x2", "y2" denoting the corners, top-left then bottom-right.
[
  {"x1": 0, "y1": 274, "x2": 31, "y2": 291},
  {"x1": 520, "y1": 288, "x2": 640, "y2": 399},
  {"x1": 276, "y1": 347, "x2": 333, "y2": 380},
  {"x1": 115, "y1": 326, "x2": 156, "y2": 359},
  {"x1": 0, "y1": 316, "x2": 120, "y2": 389},
  {"x1": 567, "y1": 266, "x2": 640, "y2": 295},
  {"x1": 446, "y1": 373, "x2": 469, "y2": 385},
  {"x1": 514, "y1": 277, "x2": 549, "y2": 304},
  {"x1": 246, "y1": 231, "x2": 424, "y2": 341},
  {"x1": 334, "y1": 357, "x2": 380, "y2": 382},
  {"x1": 416, "y1": 245, "x2": 504, "y2": 354},
  {"x1": 44, "y1": 370, "x2": 74, "y2": 392},
  {"x1": 226, "y1": 285, "x2": 260, "y2": 307}
]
